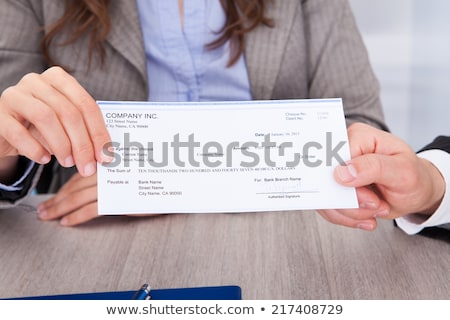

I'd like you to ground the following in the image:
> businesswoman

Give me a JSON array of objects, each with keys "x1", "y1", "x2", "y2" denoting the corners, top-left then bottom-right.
[{"x1": 0, "y1": 0, "x2": 387, "y2": 225}]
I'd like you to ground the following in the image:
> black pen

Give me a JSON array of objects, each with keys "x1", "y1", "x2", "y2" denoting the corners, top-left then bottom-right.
[{"x1": 132, "y1": 283, "x2": 151, "y2": 300}]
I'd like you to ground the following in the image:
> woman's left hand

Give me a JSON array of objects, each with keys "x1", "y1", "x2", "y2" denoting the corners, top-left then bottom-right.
[{"x1": 37, "y1": 173, "x2": 98, "y2": 226}]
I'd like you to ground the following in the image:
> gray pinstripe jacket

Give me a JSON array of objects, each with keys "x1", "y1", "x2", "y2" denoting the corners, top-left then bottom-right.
[{"x1": 0, "y1": 0, "x2": 386, "y2": 206}]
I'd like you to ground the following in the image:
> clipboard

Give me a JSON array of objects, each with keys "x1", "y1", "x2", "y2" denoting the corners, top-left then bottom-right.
[{"x1": 8, "y1": 285, "x2": 242, "y2": 300}]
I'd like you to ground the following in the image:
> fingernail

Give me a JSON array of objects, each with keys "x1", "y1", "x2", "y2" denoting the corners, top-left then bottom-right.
[
  {"x1": 100, "y1": 145, "x2": 115, "y2": 164},
  {"x1": 101, "y1": 154, "x2": 114, "y2": 164},
  {"x1": 360, "y1": 201, "x2": 378, "y2": 210},
  {"x1": 335, "y1": 163, "x2": 357, "y2": 182},
  {"x1": 375, "y1": 209, "x2": 390, "y2": 217},
  {"x1": 83, "y1": 162, "x2": 96, "y2": 176},
  {"x1": 357, "y1": 222, "x2": 375, "y2": 231},
  {"x1": 37, "y1": 205, "x2": 47, "y2": 218},
  {"x1": 60, "y1": 217, "x2": 69, "y2": 226},
  {"x1": 64, "y1": 156, "x2": 75, "y2": 167},
  {"x1": 40, "y1": 155, "x2": 51, "y2": 164}
]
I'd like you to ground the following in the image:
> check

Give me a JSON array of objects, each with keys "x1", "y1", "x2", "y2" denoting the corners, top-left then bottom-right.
[{"x1": 97, "y1": 99, "x2": 357, "y2": 214}]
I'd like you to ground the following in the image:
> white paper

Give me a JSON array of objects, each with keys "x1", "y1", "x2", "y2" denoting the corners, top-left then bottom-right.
[{"x1": 97, "y1": 99, "x2": 357, "y2": 214}]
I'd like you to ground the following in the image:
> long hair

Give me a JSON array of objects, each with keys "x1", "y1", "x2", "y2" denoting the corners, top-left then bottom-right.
[{"x1": 40, "y1": 0, "x2": 273, "y2": 68}]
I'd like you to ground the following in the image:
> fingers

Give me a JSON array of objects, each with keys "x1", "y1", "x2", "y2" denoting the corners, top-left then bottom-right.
[
  {"x1": 0, "y1": 67, "x2": 111, "y2": 176},
  {"x1": 347, "y1": 123, "x2": 411, "y2": 158},
  {"x1": 317, "y1": 186, "x2": 391, "y2": 231},
  {"x1": 45, "y1": 172, "x2": 95, "y2": 202},
  {"x1": 60, "y1": 202, "x2": 98, "y2": 227},
  {"x1": 38, "y1": 189, "x2": 98, "y2": 226},
  {"x1": 335, "y1": 123, "x2": 416, "y2": 192},
  {"x1": 318, "y1": 209, "x2": 378, "y2": 231},
  {"x1": 339, "y1": 189, "x2": 390, "y2": 220},
  {"x1": 3, "y1": 82, "x2": 74, "y2": 166},
  {"x1": 38, "y1": 174, "x2": 98, "y2": 226},
  {"x1": 0, "y1": 112, "x2": 51, "y2": 163},
  {"x1": 353, "y1": 186, "x2": 390, "y2": 217},
  {"x1": 41, "y1": 67, "x2": 111, "y2": 165},
  {"x1": 334, "y1": 153, "x2": 416, "y2": 190}
]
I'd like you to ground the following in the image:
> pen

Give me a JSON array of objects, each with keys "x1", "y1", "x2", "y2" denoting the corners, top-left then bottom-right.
[{"x1": 132, "y1": 283, "x2": 151, "y2": 300}]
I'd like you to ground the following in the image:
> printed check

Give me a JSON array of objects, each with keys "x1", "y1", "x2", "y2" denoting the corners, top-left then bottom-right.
[{"x1": 97, "y1": 99, "x2": 357, "y2": 214}]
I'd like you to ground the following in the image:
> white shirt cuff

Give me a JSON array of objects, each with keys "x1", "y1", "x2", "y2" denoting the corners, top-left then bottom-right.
[{"x1": 395, "y1": 149, "x2": 450, "y2": 235}]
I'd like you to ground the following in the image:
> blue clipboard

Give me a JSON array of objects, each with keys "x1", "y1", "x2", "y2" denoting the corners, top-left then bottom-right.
[{"x1": 8, "y1": 285, "x2": 242, "y2": 300}]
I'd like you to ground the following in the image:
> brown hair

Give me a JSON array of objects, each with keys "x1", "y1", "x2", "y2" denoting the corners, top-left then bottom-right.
[
  {"x1": 40, "y1": 0, "x2": 273, "y2": 68},
  {"x1": 209, "y1": 0, "x2": 274, "y2": 66}
]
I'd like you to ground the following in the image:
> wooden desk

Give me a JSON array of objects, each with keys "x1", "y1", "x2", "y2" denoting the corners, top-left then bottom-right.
[{"x1": 0, "y1": 196, "x2": 448, "y2": 299}]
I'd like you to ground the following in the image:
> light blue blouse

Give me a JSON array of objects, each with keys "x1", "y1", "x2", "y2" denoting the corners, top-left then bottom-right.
[{"x1": 136, "y1": 0, "x2": 252, "y2": 102}]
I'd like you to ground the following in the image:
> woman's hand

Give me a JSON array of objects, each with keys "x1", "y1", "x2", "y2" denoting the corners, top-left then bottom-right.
[
  {"x1": 0, "y1": 66, "x2": 111, "y2": 177},
  {"x1": 37, "y1": 173, "x2": 164, "y2": 226},
  {"x1": 37, "y1": 173, "x2": 99, "y2": 226}
]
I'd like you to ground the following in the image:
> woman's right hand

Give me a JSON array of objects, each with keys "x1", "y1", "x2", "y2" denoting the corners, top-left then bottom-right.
[{"x1": 0, "y1": 66, "x2": 111, "y2": 177}]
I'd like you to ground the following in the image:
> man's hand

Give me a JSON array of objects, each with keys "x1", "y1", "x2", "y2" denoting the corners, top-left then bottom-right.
[{"x1": 318, "y1": 123, "x2": 446, "y2": 231}]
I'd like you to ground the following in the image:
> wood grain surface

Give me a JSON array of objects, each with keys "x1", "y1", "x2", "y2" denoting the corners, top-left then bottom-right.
[{"x1": 0, "y1": 196, "x2": 448, "y2": 299}]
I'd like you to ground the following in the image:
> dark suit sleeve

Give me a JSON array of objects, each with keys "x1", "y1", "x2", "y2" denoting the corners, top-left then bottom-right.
[
  {"x1": 410, "y1": 136, "x2": 450, "y2": 242},
  {"x1": 0, "y1": 157, "x2": 40, "y2": 204},
  {"x1": 418, "y1": 136, "x2": 450, "y2": 153}
]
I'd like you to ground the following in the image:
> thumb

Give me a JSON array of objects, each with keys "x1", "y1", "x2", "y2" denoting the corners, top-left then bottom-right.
[{"x1": 334, "y1": 153, "x2": 404, "y2": 189}]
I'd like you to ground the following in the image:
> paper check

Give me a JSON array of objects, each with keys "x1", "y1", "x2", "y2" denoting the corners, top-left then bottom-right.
[{"x1": 97, "y1": 99, "x2": 357, "y2": 214}]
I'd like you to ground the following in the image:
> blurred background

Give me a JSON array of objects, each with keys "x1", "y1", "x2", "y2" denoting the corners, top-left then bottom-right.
[{"x1": 349, "y1": 0, "x2": 450, "y2": 150}]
